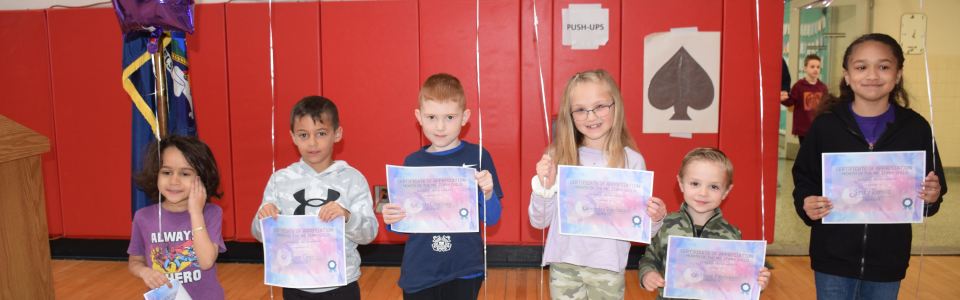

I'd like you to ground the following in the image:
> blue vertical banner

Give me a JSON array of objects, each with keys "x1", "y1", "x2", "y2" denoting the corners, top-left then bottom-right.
[
  {"x1": 164, "y1": 31, "x2": 197, "y2": 137},
  {"x1": 122, "y1": 31, "x2": 196, "y2": 217}
]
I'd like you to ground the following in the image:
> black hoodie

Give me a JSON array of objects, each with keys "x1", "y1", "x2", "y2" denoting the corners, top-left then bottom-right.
[{"x1": 792, "y1": 101, "x2": 947, "y2": 282}]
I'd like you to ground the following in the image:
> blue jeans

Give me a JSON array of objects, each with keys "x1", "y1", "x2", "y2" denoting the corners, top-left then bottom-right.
[{"x1": 814, "y1": 271, "x2": 900, "y2": 300}]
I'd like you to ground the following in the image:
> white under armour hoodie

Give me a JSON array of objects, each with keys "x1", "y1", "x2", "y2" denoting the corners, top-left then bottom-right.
[{"x1": 251, "y1": 159, "x2": 378, "y2": 293}]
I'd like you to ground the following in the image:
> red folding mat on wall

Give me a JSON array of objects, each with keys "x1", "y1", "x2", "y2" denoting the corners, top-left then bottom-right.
[
  {"x1": 0, "y1": 10, "x2": 62, "y2": 237},
  {"x1": 320, "y1": 1, "x2": 421, "y2": 244},
  {"x1": 187, "y1": 3, "x2": 235, "y2": 239},
  {"x1": 3, "y1": 0, "x2": 780, "y2": 243}
]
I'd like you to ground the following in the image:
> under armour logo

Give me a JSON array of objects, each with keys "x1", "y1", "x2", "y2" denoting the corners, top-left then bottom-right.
[{"x1": 293, "y1": 189, "x2": 340, "y2": 215}]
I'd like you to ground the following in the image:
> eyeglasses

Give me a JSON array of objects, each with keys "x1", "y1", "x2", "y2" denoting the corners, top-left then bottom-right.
[{"x1": 571, "y1": 102, "x2": 615, "y2": 121}]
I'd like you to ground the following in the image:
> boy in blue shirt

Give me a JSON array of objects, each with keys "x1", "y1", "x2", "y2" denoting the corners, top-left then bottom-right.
[{"x1": 381, "y1": 73, "x2": 504, "y2": 299}]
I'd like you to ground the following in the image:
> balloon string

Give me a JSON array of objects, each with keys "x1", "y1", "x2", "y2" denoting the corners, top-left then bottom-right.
[
  {"x1": 475, "y1": 1, "x2": 489, "y2": 300},
  {"x1": 916, "y1": 1, "x2": 934, "y2": 299},
  {"x1": 753, "y1": 0, "x2": 768, "y2": 242},
  {"x1": 267, "y1": 0, "x2": 277, "y2": 299},
  {"x1": 532, "y1": 0, "x2": 550, "y2": 299}
]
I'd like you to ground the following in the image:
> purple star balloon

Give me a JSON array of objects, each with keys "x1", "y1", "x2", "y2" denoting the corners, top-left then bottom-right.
[{"x1": 112, "y1": 0, "x2": 195, "y2": 33}]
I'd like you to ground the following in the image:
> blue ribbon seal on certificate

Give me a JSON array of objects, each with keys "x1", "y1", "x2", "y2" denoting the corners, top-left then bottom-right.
[
  {"x1": 328, "y1": 260, "x2": 337, "y2": 272},
  {"x1": 740, "y1": 283, "x2": 751, "y2": 294},
  {"x1": 459, "y1": 208, "x2": 469, "y2": 219},
  {"x1": 632, "y1": 215, "x2": 642, "y2": 228},
  {"x1": 902, "y1": 198, "x2": 914, "y2": 208}
]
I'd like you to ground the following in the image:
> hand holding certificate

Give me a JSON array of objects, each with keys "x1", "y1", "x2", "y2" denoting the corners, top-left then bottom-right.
[
  {"x1": 822, "y1": 151, "x2": 926, "y2": 224},
  {"x1": 664, "y1": 236, "x2": 766, "y2": 300},
  {"x1": 557, "y1": 165, "x2": 654, "y2": 243},
  {"x1": 143, "y1": 280, "x2": 192, "y2": 300},
  {"x1": 261, "y1": 215, "x2": 347, "y2": 288},
  {"x1": 386, "y1": 165, "x2": 480, "y2": 233}
]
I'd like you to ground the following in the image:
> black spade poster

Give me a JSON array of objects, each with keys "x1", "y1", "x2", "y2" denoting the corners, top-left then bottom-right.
[{"x1": 643, "y1": 28, "x2": 720, "y2": 134}]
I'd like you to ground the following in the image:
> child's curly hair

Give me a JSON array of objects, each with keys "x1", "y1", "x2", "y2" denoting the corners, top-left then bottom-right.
[{"x1": 134, "y1": 135, "x2": 222, "y2": 202}]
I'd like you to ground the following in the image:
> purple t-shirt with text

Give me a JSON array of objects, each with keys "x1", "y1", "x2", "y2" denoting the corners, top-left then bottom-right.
[{"x1": 128, "y1": 203, "x2": 227, "y2": 299}]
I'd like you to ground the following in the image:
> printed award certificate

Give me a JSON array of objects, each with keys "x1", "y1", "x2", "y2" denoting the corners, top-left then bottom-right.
[
  {"x1": 143, "y1": 279, "x2": 192, "y2": 300},
  {"x1": 557, "y1": 165, "x2": 654, "y2": 243},
  {"x1": 822, "y1": 151, "x2": 925, "y2": 224},
  {"x1": 663, "y1": 236, "x2": 766, "y2": 300},
  {"x1": 261, "y1": 215, "x2": 347, "y2": 288},
  {"x1": 386, "y1": 165, "x2": 479, "y2": 233}
]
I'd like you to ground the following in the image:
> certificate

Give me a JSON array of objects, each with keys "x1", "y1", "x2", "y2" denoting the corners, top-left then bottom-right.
[
  {"x1": 261, "y1": 215, "x2": 347, "y2": 288},
  {"x1": 386, "y1": 165, "x2": 479, "y2": 233},
  {"x1": 143, "y1": 279, "x2": 192, "y2": 300},
  {"x1": 557, "y1": 165, "x2": 654, "y2": 243},
  {"x1": 822, "y1": 151, "x2": 925, "y2": 224},
  {"x1": 664, "y1": 236, "x2": 766, "y2": 300}
]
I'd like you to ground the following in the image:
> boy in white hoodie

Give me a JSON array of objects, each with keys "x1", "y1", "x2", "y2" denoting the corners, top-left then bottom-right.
[{"x1": 252, "y1": 96, "x2": 378, "y2": 300}]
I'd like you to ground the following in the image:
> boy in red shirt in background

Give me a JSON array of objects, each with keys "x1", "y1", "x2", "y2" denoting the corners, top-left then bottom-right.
[{"x1": 783, "y1": 54, "x2": 829, "y2": 144}]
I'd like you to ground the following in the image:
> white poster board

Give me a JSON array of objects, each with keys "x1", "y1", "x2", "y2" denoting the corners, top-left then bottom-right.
[{"x1": 643, "y1": 28, "x2": 721, "y2": 134}]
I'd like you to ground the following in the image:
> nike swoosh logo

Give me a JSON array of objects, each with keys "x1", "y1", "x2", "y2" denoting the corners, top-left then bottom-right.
[{"x1": 462, "y1": 164, "x2": 477, "y2": 168}]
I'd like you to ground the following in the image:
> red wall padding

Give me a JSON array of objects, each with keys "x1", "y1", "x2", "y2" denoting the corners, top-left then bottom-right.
[
  {"x1": 519, "y1": 0, "x2": 555, "y2": 244},
  {"x1": 224, "y1": 2, "x2": 290, "y2": 242},
  {"x1": 417, "y1": 0, "x2": 524, "y2": 244},
  {"x1": 718, "y1": 0, "x2": 781, "y2": 241},
  {"x1": 0, "y1": 11, "x2": 63, "y2": 237},
  {"x1": 2, "y1": 0, "x2": 781, "y2": 243},
  {"x1": 187, "y1": 4, "x2": 236, "y2": 239},
  {"x1": 320, "y1": 0, "x2": 422, "y2": 244},
  {"x1": 474, "y1": 0, "x2": 523, "y2": 244},
  {"x1": 46, "y1": 8, "x2": 131, "y2": 238}
]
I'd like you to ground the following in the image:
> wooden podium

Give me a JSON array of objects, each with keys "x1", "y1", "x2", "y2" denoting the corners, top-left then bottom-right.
[{"x1": 0, "y1": 115, "x2": 53, "y2": 299}]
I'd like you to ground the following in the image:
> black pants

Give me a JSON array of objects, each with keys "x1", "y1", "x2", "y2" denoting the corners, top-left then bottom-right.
[
  {"x1": 282, "y1": 281, "x2": 360, "y2": 300},
  {"x1": 403, "y1": 277, "x2": 484, "y2": 300}
]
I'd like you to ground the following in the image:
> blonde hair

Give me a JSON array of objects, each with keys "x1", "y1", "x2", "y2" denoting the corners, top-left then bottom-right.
[
  {"x1": 679, "y1": 147, "x2": 734, "y2": 187},
  {"x1": 419, "y1": 73, "x2": 466, "y2": 109},
  {"x1": 551, "y1": 69, "x2": 637, "y2": 168}
]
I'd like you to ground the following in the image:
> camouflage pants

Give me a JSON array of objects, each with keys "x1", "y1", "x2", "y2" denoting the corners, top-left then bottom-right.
[{"x1": 549, "y1": 262, "x2": 624, "y2": 300}]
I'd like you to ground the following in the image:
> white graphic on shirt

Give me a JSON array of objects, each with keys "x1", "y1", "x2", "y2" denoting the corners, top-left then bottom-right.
[{"x1": 432, "y1": 235, "x2": 452, "y2": 252}]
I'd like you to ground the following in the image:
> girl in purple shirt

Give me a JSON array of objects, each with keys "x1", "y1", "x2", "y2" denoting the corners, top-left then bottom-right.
[{"x1": 128, "y1": 135, "x2": 227, "y2": 299}]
